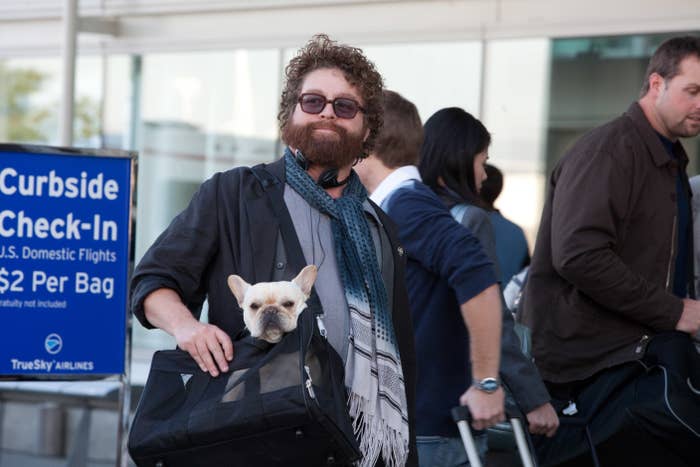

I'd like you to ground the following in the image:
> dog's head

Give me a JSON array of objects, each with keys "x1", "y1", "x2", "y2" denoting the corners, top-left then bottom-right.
[{"x1": 227, "y1": 265, "x2": 318, "y2": 343}]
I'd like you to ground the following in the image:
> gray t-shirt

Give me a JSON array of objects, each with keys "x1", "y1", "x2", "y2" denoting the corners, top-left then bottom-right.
[{"x1": 280, "y1": 185, "x2": 394, "y2": 362}]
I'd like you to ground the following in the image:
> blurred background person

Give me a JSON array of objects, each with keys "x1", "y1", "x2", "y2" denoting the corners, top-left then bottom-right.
[{"x1": 480, "y1": 164, "x2": 531, "y2": 285}]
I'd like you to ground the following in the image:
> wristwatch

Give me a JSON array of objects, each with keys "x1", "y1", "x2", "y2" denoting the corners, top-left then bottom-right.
[{"x1": 472, "y1": 377, "x2": 501, "y2": 394}]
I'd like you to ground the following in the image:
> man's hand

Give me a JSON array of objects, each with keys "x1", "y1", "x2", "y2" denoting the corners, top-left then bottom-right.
[
  {"x1": 143, "y1": 288, "x2": 234, "y2": 377},
  {"x1": 526, "y1": 402, "x2": 559, "y2": 437},
  {"x1": 459, "y1": 386, "x2": 505, "y2": 430},
  {"x1": 173, "y1": 320, "x2": 234, "y2": 377},
  {"x1": 678, "y1": 299, "x2": 700, "y2": 335}
]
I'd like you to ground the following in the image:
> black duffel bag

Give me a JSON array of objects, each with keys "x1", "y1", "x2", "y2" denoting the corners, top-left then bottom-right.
[
  {"x1": 535, "y1": 331, "x2": 700, "y2": 467},
  {"x1": 128, "y1": 304, "x2": 361, "y2": 467}
]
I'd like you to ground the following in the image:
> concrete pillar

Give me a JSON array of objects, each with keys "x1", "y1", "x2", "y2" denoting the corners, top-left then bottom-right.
[
  {"x1": 59, "y1": 0, "x2": 77, "y2": 146},
  {"x1": 38, "y1": 402, "x2": 66, "y2": 457}
]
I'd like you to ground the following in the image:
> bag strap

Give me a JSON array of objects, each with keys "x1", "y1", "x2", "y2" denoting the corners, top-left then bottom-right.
[
  {"x1": 250, "y1": 164, "x2": 323, "y2": 316},
  {"x1": 450, "y1": 203, "x2": 468, "y2": 223}
]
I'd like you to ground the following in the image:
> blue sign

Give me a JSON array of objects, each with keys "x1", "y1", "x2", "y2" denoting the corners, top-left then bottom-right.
[{"x1": 0, "y1": 145, "x2": 134, "y2": 376}]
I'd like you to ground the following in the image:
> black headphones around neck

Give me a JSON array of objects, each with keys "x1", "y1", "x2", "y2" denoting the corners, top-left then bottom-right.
[{"x1": 292, "y1": 149, "x2": 350, "y2": 188}]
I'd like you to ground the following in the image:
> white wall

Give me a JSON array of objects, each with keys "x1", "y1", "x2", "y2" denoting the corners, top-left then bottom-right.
[
  {"x1": 481, "y1": 38, "x2": 551, "y2": 248},
  {"x1": 1, "y1": 0, "x2": 699, "y2": 56}
]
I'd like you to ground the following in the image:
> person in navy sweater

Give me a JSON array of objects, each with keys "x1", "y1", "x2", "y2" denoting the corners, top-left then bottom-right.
[{"x1": 356, "y1": 91, "x2": 506, "y2": 466}]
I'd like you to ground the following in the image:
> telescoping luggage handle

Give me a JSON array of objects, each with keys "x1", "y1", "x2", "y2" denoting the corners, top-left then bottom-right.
[{"x1": 451, "y1": 402, "x2": 538, "y2": 467}]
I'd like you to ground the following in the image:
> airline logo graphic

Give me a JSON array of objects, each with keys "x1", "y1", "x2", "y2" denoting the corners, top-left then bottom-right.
[{"x1": 45, "y1": 333, "x2": 63, "y2": 355}]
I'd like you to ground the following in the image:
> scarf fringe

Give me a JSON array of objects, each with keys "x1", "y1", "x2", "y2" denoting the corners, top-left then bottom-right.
[{"x1": 348, "y1": 393, "x2": 409, "y2": 467}]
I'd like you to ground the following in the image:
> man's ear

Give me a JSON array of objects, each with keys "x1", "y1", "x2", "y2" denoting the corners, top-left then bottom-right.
[
  {"x1": 227, "y1": 275, "x2": 250, "y2": 307},
  {"x1": 648, "y1": 72, "x2": 665, "y2": 96},
  {"x1": 292, "y1": 265, "x2": 318, "y2": 297}
]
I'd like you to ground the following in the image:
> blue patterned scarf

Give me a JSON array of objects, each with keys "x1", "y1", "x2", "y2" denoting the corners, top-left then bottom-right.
[{"x1": 285, "y1": 149, "x2": 409, "y2": 467}]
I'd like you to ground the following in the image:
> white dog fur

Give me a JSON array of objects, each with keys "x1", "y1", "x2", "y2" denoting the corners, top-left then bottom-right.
[{"x1": 227, "y1": 265, "x2": 318, "y2": 343}]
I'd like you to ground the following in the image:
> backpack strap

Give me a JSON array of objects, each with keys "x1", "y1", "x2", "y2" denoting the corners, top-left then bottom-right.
[
  {"x1": 450, "y1": 203, "x2": 468, "y2": 223},
  {"x1": 250, "y1": 163, "x2": 307, "y2": 272},
  {"x1": 250, "y1": 164, "x2": 324, "y2": 316}
]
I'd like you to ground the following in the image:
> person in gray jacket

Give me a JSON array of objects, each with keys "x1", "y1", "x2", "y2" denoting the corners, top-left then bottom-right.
[{"x1": 416, "y1": 106, "x2": 558, "y2": 435}]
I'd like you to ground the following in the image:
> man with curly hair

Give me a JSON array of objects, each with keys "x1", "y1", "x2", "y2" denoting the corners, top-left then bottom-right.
[{"x1": 131, "y1": 34, "x2": 419, "y2": 466}]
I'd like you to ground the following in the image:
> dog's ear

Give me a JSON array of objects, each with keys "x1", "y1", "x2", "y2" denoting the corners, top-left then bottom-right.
[
  {"x1": 227, "y1": 274, "x2": 250, "y2": 307},
  {"x1": 292, "y1": 265, "x2": 318, "y2": 297}
]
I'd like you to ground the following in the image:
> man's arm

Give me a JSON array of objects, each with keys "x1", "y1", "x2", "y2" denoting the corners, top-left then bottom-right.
[
  {"x1": 458, "y1": 284, "x2": 506, "y2": 430},
  {"x1": 385, "y1": 186, "x2": 505, "y2": 429},
  {"x1": 143, "y1": 288, "x2": 233, "y2": 376},
  {"x1": 130, "y1": 172, "x2": 237, "y2": 373},
  {"x1": 457, "y1": 203, "x2": 557, "y2": 432},
  {"x1": 458, "y1": 286, "x2": 559, "y2": 434},
  {"x1": 500, "y1": 307, "x2": 559, "y2": 435}
]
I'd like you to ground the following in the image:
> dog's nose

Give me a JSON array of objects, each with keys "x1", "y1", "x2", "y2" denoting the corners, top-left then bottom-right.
[{"x1": 261, "y1": 307, "x2": 280, "y2": 327}]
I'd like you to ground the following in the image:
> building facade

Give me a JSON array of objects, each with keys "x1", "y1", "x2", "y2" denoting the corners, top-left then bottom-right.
[{"x1": 0, "y1": 1, "x2": 699, "y2": 463}]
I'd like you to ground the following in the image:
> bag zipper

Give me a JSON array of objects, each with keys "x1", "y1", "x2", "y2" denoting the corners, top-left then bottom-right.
[
  {"x1": 316, "y1": 315, "x2": 327, "y2": 338},
  {"x1": 300, "y1": 311, "x2": 315, "y2": 410},
  {"x1": 634, "y1": 334, "x2": 650, "y2": 355},
  {"x1": 304, "y1": 365, "x2": 316, "y2": 399},
  {"x1": 301, "y1": 314, "x2": 362, "y2": 461}
]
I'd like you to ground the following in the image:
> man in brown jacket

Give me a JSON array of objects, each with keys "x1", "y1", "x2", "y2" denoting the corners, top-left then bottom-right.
[{"x1": 520, "y1": 36, "x2": 700, "y2": 466}]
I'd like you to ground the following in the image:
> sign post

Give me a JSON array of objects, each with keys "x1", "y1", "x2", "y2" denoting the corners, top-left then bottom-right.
[{"x1": 0, "y1": 143, "x2": 136, "y2": 465}]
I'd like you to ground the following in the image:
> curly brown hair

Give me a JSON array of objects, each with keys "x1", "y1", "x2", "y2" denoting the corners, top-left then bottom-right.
[{"x1": 278, "y1": 34, "x2": 384, "y2": 156}]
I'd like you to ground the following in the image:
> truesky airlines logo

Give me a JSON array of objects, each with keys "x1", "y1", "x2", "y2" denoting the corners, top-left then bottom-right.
[{"x1": 44, "y1": 333, "x2": 63, "y2": 355}]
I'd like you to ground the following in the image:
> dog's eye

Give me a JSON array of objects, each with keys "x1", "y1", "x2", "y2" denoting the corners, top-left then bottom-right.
[
  {"x1": 282, "y1": 301, "x2": 294, "y2": 308},
  {"x1": 250, "y1": 303, "x2": 261, "y2": 310}
]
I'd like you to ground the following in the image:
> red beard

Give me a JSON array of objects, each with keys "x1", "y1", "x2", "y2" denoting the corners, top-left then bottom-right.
[{"x1": 282, "y1": 121, "x2": 364, "y2": 169}]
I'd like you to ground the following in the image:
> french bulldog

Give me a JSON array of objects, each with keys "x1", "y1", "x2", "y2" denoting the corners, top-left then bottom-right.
[{"x1": 227, "y1": 265, "x2": 318, "y2": 344}]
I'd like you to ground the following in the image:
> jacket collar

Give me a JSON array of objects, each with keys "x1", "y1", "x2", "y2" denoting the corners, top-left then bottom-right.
[
  {"x1": 626, "y1": 101, "x2": 689, "y2": 168},
  {"x1": 265, "y1": 156, "x2": 286, "y2": 182}
]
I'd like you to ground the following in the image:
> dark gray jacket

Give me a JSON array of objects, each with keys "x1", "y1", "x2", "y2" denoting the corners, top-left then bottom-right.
[{"x1": 453, "y1": 203, "x2": 550, "y2": 413}]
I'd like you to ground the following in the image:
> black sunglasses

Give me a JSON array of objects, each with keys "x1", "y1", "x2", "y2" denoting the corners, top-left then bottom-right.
[{"x1": 297, "y1": 93, "x2": 365, "y2": 119}]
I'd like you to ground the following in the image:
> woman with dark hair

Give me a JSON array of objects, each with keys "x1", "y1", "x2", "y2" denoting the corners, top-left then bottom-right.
[
  {"x1": 419, "y1": 108, "x2": 491, "y2": 205},
  {"x1": 419, "y1": 108, "x2": 494, "y2": 260},
  {"x1": 417, "y1": 107, "x2": 559, "y2": 465}
]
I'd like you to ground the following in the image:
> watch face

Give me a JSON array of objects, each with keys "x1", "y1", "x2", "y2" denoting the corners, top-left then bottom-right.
[{"x1": 476, "y1": 378, "x2": 500, "y2": 393}]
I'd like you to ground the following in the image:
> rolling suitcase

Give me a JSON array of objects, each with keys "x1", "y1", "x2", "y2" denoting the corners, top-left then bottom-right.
[{"x1": 451, "y1": 401, "x2": 538, "y2": 467}]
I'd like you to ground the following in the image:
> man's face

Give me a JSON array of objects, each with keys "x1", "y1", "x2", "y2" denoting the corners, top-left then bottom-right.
[
  {"x1": 282, "y1": 67, "x2": 369, "y2": 169},
  {"x1": 653, "y1": 55, "x2": 700, "y2": 139}
]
